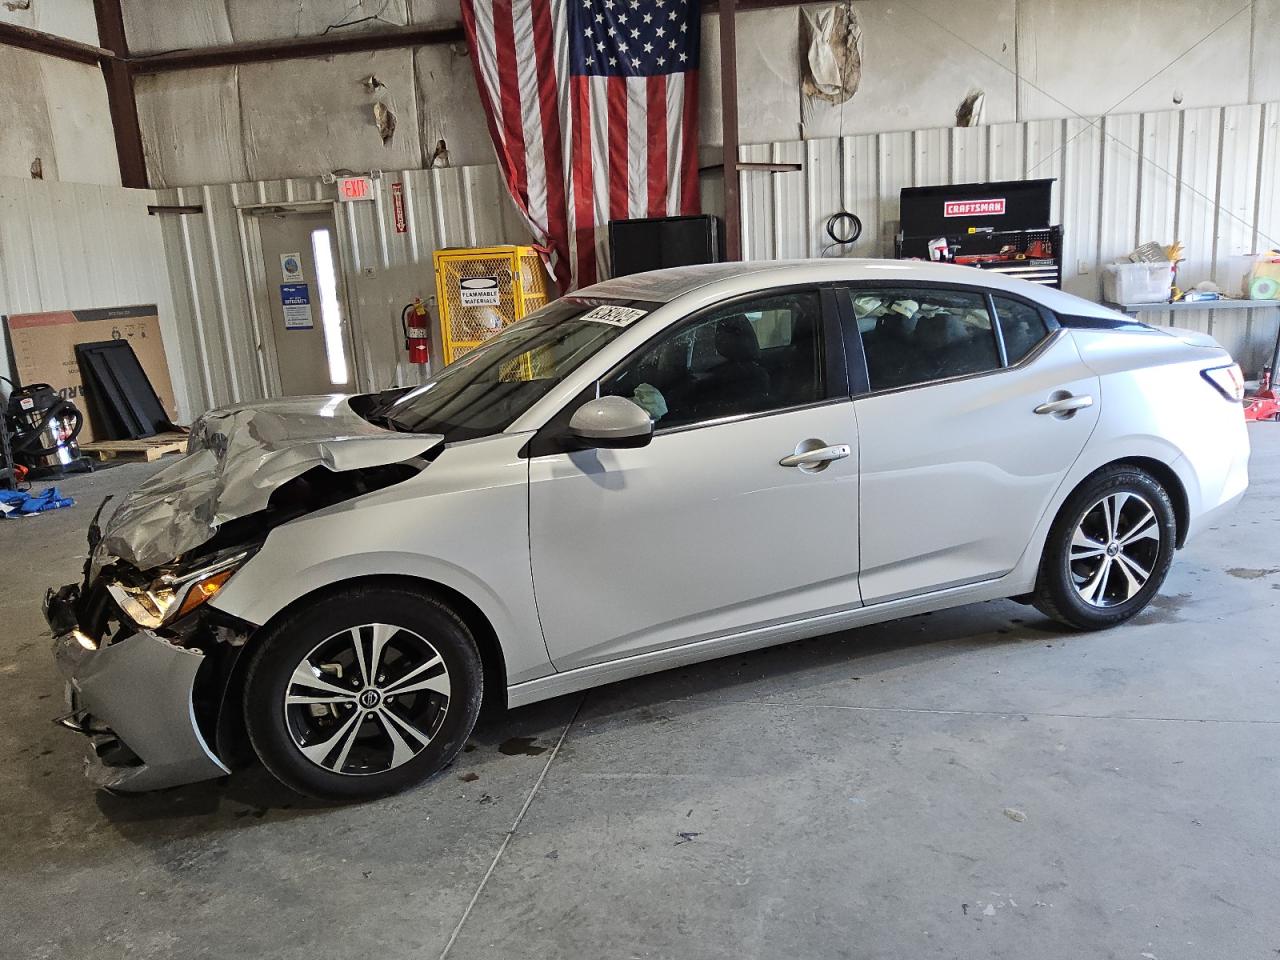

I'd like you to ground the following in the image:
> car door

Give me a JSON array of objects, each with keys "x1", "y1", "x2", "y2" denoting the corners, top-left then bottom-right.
[
  {"x1": 847, "y1": 285, "x2": 1100, "y2": 604},
  {"x1": 527, "y1": 288, "x2": 862, "y2": 671}
]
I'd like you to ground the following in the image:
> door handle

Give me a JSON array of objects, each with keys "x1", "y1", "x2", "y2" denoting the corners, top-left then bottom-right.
[
  {"x1": 779, "y1": 443, "x2": 851, "y2": 469},
  {"x1": 1034, "y1": 394, "x2": 1094, "y2": 416}
]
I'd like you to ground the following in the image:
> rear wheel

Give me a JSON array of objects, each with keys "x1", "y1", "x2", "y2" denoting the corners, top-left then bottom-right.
[
  {"x1": 243, "y1": 584, "x2": 483, "y2": 801},
  {"x1": 1033, "y1": 466, "x2": 1176, "y2": 630}
]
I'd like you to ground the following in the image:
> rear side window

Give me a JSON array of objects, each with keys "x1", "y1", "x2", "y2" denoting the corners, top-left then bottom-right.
[
  {"x1": 992, "y1": 296, "x2": 1050, "y2": 363},
  {"x1": 856, "y1": 288, "x2": 1000, "y2": 391}
]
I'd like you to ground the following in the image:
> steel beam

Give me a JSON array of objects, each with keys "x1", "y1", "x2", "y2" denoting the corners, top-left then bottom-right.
[
  {"x1": 718, "y1": 0, "x2": 741, "y2": 260},
  {"x1": 0, "y1": 21, "x2": 110, "y2": 65},
  {"x1": 130, "y1": 23, "x2": 466, "y2": 74},
  {"x1": 94, "y1": 0, "x2": 147, "y2": 189}
]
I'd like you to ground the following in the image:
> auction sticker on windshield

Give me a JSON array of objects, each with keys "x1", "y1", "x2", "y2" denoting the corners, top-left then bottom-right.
[{"x1": 581, "y1": 305, "x2": 647, "y2": 326}]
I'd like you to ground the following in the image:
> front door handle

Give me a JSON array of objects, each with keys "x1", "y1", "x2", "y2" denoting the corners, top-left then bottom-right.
[
  {"x1": 1034, "y1": 393, "x2": 1094, "y2": 416},
  {"x1": 779, "y1": 442, "x2": 851, "y2": 470}
]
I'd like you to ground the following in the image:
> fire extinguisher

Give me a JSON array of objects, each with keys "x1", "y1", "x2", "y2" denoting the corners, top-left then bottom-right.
[{"x1": 401, "y1": 298, "x2": 431, "y2": 366}]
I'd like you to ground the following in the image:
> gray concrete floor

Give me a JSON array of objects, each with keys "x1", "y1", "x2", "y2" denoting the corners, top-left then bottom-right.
[{"x1": 2, "y1": 431, "x2": 1279, "y2": 960}]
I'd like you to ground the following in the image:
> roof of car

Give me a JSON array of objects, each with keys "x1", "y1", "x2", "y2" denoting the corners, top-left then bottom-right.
[{"x1": 575, "y1": 259, "x2": 1120, "y2": 320}]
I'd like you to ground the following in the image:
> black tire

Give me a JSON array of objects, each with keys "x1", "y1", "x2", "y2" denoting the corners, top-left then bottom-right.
[
  {"x1": 243, "y1": 583, "x2": 483, "y2": 801},
  {"x1": 1033, "y1": 465, "x2": 1177, "y2": 630}
]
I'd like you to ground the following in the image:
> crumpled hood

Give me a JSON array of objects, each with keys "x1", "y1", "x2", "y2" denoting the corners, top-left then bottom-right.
[{"x1": 93, "y1": 394, "x2": 443, "y2": 575}]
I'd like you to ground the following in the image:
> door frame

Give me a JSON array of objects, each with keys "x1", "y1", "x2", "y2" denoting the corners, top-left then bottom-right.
[{"x1": 239, "y1": 199, "x2": 366, "y2": 396}]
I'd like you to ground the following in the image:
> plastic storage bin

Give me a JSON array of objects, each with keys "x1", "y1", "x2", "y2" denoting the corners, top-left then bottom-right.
[{"x1": 1102, "y1": 261, "x2": 1173, "y2": 305}]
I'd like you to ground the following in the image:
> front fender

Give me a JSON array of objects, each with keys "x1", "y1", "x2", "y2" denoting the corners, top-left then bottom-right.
[
  {"x1": 208, "y1": 433, "x2": 554, "y2": 686},
  {"x1": 211, "y1": 548, "x2": 553, "y2": 686}
]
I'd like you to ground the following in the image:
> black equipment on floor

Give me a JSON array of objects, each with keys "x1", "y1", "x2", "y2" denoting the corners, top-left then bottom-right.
[
  {"x1": 75, "y1": 340, "x2": 174, "y2": 440},
  {"x1": 608, "y1": 214, "x2": 724, "y2": 277},
  {"x1": 2, "y1": 379, "x2": 91, "y2": 480},
  {"x1": 895, "y1": 178, "x2": 1064, "y2": 288}
]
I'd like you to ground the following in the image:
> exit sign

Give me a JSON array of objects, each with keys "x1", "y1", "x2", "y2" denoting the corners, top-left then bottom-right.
[{"x1": 336, "y1": 176, "x2": 374, "y2": 202}]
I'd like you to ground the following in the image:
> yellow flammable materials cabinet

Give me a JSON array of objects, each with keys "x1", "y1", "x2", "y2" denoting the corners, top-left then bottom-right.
[{"x1": 433, "y1": 245, "x2": 552, "y2": 364}]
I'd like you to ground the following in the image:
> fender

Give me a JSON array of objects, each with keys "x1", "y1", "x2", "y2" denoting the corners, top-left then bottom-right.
[{"x1": 210, "y1": 548, "x2": 555, "y2": 686}]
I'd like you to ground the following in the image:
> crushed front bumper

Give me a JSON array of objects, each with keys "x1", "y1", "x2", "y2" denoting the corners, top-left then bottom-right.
[{"x1": 48, "y1": 588, "x2": 231, "y2": 792}]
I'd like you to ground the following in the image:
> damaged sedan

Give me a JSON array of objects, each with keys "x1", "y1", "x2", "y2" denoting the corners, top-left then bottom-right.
[{"x1": 45, "y1": 261, "x2": 1250, "y2": 801}]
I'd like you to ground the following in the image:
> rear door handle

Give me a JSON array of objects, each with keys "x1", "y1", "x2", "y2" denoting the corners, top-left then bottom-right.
[
  {"x1": 1034, "y1": 394, "x2": 1094, "y2": 416},
  {"x1": 779, "y1": 443, "x2": 851, "y2": 469}
]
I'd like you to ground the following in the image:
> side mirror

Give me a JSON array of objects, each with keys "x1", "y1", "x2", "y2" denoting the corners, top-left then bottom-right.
[{"x1": 568, "y1": 396, "x2": 654, "y2": 449}]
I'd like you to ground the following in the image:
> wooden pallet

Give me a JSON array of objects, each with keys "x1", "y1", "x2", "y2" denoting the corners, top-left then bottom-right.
[{"x1": 80, "y1": 432, "x2": 188, "y2": 462}]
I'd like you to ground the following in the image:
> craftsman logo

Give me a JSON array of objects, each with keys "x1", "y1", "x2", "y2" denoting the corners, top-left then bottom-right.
[{"x1": 944, "y1": 198, "x2": 1006, "y2": 218}]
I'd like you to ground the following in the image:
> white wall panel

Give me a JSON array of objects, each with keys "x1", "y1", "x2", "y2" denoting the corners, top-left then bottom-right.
[
  {"x1": 739, "y1": 101, "x2": 1280, "y2": 375},
  {"x1": 0, "y1": 48, "x2": 119, "y2": 186},
  {"x1": 153, "y1": 164, "x2": 534, "y2": 421},
  {"x1": 0, "y1": 178, "x2": 184, "y2": 413}
]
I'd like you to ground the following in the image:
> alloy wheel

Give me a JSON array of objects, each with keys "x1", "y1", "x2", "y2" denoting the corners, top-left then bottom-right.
[
  {"x1": 1068, "y1": 492, "x2": 1162, "y2": 608},
  {"x1": 283, "y1": 623, "x2": 452, "y2": 776}
]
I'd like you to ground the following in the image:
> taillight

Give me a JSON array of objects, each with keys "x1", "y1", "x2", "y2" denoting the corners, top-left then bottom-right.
[{"x1": 1201, "y1": 363, "x2": 1244, "y2": 402}]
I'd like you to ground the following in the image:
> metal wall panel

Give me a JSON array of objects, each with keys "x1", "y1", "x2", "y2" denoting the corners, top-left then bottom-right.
[
  {"x1": 739, "y1": 101, "x2": 1280, "y2": 375},
  {"x1": 0, "y1": 177, "x2": 185, "y2": 413},
  {"x1": 153, "y1": 164, "x2": 533, "y2": 421}
]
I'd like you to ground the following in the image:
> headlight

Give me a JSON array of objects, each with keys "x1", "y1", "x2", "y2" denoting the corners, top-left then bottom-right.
[{"x1": 106, "y1": 550, "x2": 250, "y2": 630}]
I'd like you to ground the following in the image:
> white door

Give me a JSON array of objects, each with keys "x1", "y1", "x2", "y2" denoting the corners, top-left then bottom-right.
[
  {"x1": 256, "y1": 209, "x2": 356, "y2": 396},
  {"x1": 528, "y1": 289, "x2": 861, "y2": 671},
  {"x1": 850, "y1": 287, "x2": 1100, "y2": 603}
]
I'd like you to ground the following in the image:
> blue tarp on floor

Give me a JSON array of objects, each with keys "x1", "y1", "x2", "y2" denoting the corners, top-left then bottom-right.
[{"x1": 0, "y1": 487, "x2": 74, "y2": 517}]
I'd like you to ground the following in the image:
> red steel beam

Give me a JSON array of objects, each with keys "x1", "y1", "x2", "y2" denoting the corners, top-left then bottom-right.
[
  {"x1": 0, "y1": 20, "x2": 110, "y2": 65},
  {"x1": 93, "y1": 0, "x2": 147, "y2": 189},
  {"x1": 718, "y1": 0, "x2": 741, "y2": 261},
  {"x1": 129, "y1": 23, "x2": 465, "y2": 74}
]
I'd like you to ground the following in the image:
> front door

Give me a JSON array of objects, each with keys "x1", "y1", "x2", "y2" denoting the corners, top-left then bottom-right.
[
  {"x1": 850, "y1": 285, "x2": 1100, "y2": 603},
  {"x1": 528, "y1": 288, "x2": 862, "y2": 671},
  {"x1": 257, "y1": 209, "x2": 356, "y2": 395}
]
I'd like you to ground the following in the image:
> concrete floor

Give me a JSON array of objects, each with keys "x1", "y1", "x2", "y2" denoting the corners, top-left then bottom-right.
[{"x1": 2, "y1": 429, "x2": 1279, "y2": 960}]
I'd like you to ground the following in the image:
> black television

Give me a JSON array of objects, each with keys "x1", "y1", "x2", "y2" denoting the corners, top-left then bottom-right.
[{"x1": 608, "y1": 215, "x2": 723, "y2": 277}]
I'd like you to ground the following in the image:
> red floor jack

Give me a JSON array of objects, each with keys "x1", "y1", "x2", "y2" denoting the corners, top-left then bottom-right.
[{"x1": 1244, "y1": 365, "x2": 1279, "y2": 422}]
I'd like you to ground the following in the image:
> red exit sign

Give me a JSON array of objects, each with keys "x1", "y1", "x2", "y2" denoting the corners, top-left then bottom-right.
[{"x1": 336, "y1": 176, "x2": 374, "y2": 201}]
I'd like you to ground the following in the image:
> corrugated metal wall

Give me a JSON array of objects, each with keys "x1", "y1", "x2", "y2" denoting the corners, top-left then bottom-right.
[
  {"x1": 740, "y1": 102, "x2": 1280, "y2": 376},
  {"x1": 0, "y1": 176, "x2": 184, "y2": 405},
  {"x1": 153, "y1": 164, "x2": 531, "y2": 418}
]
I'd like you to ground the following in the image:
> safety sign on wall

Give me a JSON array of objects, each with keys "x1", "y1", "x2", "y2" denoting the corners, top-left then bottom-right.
[
  {"x1": 280, "y1": 252, "x2": 304, "y2": 282},
  {"x1": 280, "y1": 283, "x2": 314, "y2": 330},
  {"x1": 459, "y1": 276, "x2": 500, "y2": 306}
]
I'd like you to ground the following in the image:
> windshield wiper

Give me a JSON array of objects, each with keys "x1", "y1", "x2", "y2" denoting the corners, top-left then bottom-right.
[{"x1": 365, "y1": 412, "x2": 412, "y2": 433}]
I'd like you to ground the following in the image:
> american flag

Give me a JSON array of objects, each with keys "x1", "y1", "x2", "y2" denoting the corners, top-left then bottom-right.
[{"x1": 461, "y1": 0, "x2": 702, "y2": 290}]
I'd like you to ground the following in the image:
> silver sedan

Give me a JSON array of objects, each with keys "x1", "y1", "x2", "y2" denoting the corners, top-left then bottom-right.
[{"x1": 45, "y1": 260, "x2": 1250, "y2": 800}]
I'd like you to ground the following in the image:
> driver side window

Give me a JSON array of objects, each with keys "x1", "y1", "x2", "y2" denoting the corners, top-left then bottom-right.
[{"x1": 602, "y1": 291, "x2": 825, "y2": 430}]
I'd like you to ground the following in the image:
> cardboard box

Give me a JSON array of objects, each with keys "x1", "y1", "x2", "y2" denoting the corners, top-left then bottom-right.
[{"x1": 3, "y1": 305, "x2": 177, "y2": 444}]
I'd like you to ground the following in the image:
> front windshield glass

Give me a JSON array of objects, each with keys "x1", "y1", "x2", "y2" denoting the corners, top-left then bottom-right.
[{"x1": 381, "y1": 298, "x2": 649, "y2": 441}]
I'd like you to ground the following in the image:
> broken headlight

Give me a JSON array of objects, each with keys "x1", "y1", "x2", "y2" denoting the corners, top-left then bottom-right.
[{"x1": 106, "y1": 549, "x2": 253, "y2": 630}]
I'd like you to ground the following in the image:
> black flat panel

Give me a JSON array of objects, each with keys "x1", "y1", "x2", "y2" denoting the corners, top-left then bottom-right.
[
  {"x1": 75, "y1": 340, "x2": 171, "y2": 440},
  {"x1": 609, "y1": 215, "x2": 723, "y2": 277}
]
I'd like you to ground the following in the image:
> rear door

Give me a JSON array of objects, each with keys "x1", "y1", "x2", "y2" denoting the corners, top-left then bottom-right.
[{"x1": 846, "y1": 286, "x2": 1100, "y2": 603}]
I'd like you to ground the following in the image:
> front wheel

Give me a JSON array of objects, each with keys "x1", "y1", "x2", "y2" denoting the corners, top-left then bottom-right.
[
  {"x1": 243, "y1": 584, "x2": 483, "y2": 801},
  {"x1": 1033, "y1": 466, "x2": 1177, "y2": 630}
]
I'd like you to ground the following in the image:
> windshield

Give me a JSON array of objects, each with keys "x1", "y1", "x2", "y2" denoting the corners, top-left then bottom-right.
[{"x1": 379, "y1": 298, "x2": 651, "y2": 441}]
